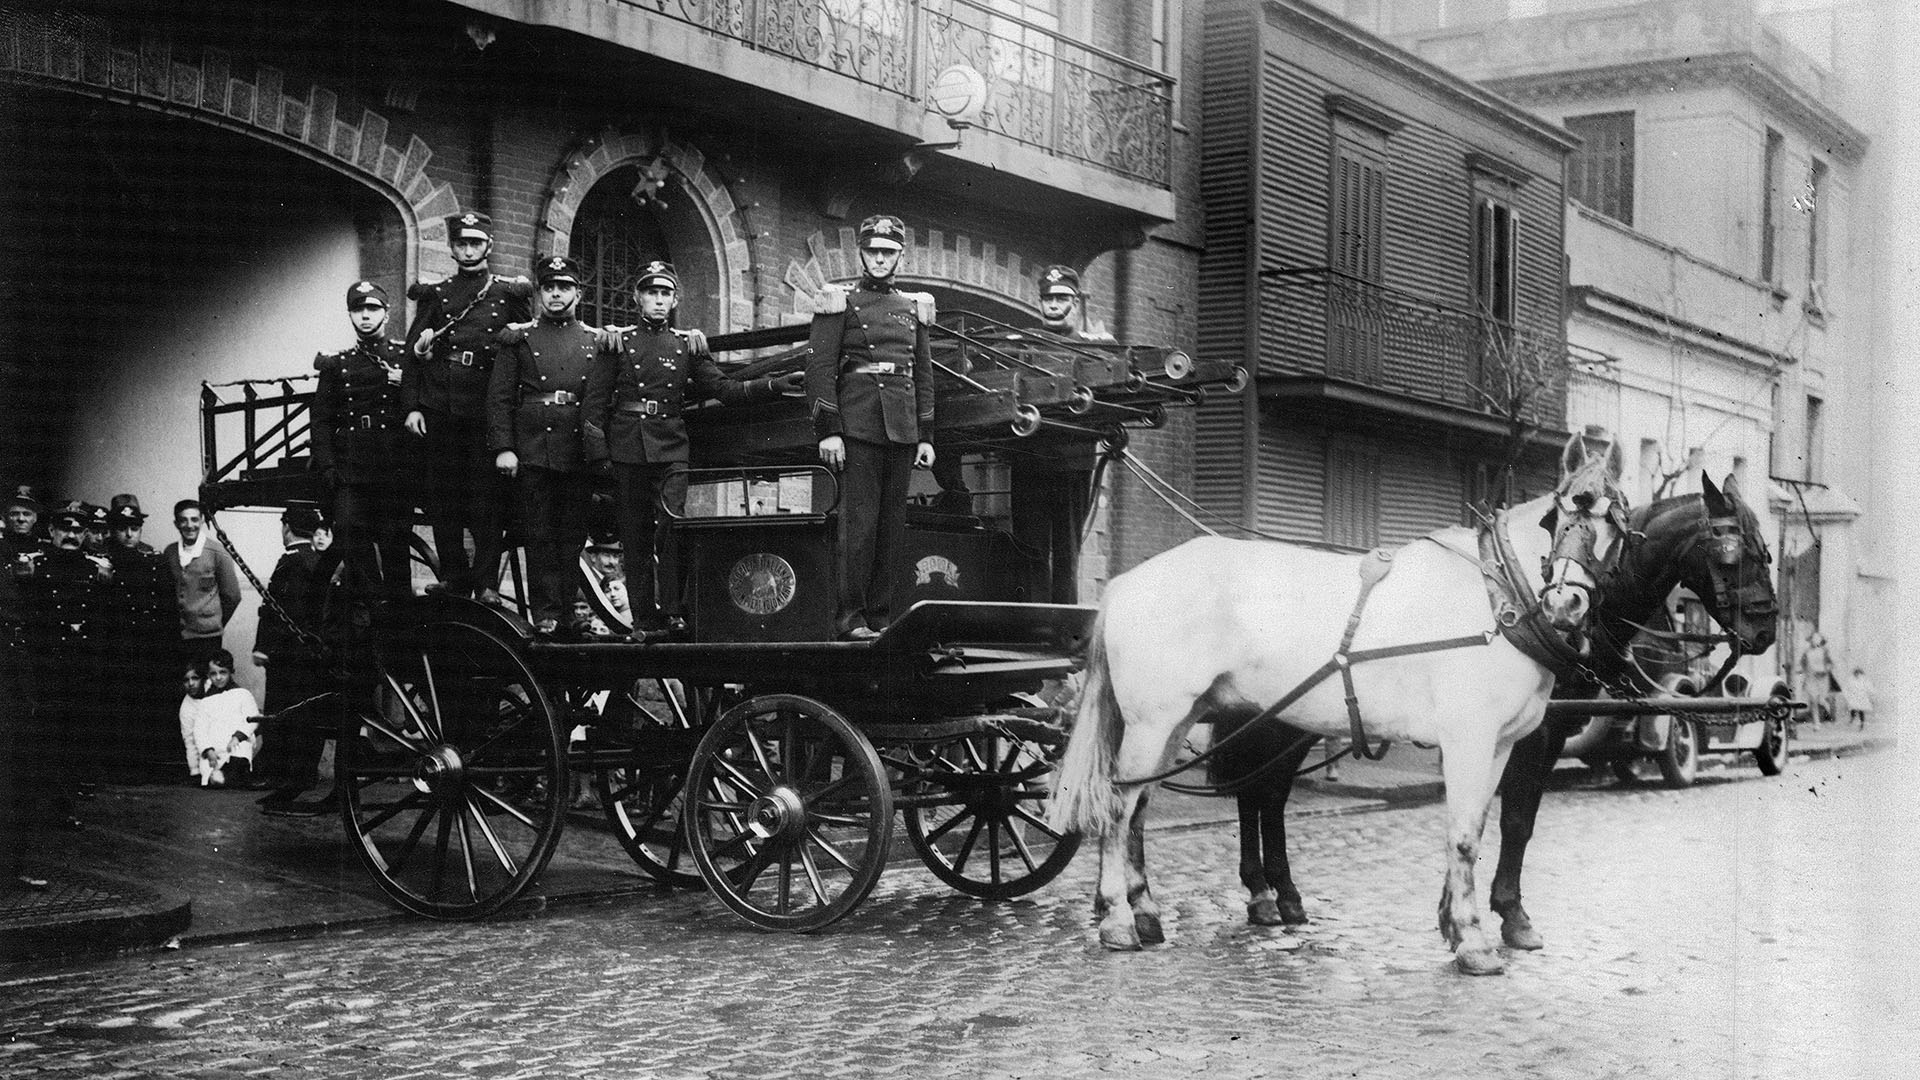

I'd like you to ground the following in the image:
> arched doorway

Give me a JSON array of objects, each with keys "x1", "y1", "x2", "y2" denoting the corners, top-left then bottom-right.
[{"x1": 569, "y1": 164, "x2": 721, "y2": 331}]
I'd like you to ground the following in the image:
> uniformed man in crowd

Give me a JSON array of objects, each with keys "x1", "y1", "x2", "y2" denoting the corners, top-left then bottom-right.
[
  {"x1": 404, "y1": 212, "x2": 533, "y2": 602},
  {"x1": 21, "y1": 503, "x2": 111, "y2": 821},
  {"x1": 252, "y1": 501, "x2": 333, "y2": 812},
  {"x1": 0, "y1": 499, "x2": 45, "y2": 885},
  {"x1": 315, "y1": 280, "x2": 415, "y2": 600},
  {"x1": 1012, "y1": 264, "x2": 1112, "y2": 605},
  {"x1": 488, "y1": 255, "x2": 614, "y2": 636},
  {"x1": 804, "y1": 215, "x2": 936, "y2": 641},
  {"x1": 584, "y1": 259, "x2": 800, "y2": 641},
  {"x1": 3, "y1": 484, "x2": 46, "y2": 577},
  {"x1": 101, "y1": 498, "x2": 179, "y2": 775}
]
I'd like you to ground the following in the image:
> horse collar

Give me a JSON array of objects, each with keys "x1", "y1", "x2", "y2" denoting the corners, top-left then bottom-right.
[{"x1": 1476, "y1": 511, "x2": 1589, "y2": 680}]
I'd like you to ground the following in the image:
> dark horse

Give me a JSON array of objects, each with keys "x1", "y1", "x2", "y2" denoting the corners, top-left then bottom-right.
[{"x1": 1213, "y1": 474, "x2": 1779, "y2": 941}]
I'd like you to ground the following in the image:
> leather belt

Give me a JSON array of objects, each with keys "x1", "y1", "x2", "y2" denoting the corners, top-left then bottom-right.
[
  {"x1": 617, "y1": 399, "x2": 664, "y2": 416},
  {"x1": 528, "y1": 391, "x2": 580, "y2": 406},
  {"x1": 845, "y1": 362, "x2": 901, "y2": 375}
]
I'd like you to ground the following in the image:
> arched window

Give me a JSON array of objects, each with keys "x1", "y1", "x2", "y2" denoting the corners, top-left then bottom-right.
[{"x1": 569, "y1": 165, "x2": 668, "y2": 328}]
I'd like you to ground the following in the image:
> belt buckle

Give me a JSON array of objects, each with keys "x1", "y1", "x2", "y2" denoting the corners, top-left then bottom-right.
[
  {"x1": 554, "y1": 390, "x2": 577, "y2": 406},
  {"x1": 357, "y1": 415, "x2": 374, "y2": 430},
  {"x1": 644, "y1": 399, "x2": 658, "y2": 416},
  {"x1": 454, "y1": 350, "x2": 474, "y2": 367}
]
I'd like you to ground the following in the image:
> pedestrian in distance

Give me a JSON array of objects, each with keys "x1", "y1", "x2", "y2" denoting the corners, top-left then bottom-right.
[
  {"x1": 404, "y1": 212, "x2": 533, "y2": 602},
  {"x1": 164, "y1": 498, "x2": 241, "y2": 670},
  {"x1": 804, "y1": 215, "x2": 936, "y2": 641},
  {"x1": 1846, "y1": 666, "x2": 1875, "y2": 729},
  {"x1": 252, "y1": 502, "x2": 333, "y2": 811},
  {"x1": 488, "y1": 255, "x2": 615, "y2": 636},
  {"x1": 583, "y1": 259, "x2": 800, "y2": 641},
  {"x1": 314, "y1": 280, "x2": 415, "y2": 601}
]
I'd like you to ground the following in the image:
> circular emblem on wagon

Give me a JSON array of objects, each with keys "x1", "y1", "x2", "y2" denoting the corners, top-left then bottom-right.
[
  {"x1": 728, "y1": 553, "x2": 797, "y2": 616},
  {"x1": 914, "y1": 555, "x2": 961, "y2": 591}
]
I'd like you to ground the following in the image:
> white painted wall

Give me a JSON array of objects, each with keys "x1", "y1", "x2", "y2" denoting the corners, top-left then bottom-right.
[{"x1": 64, "y1": 206, "x2": 361, "y2": 702}]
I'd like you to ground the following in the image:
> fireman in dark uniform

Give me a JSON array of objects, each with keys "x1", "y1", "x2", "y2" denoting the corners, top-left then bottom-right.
[
  {"x1": 21, "y1": 504, "x2": 110, "y2": 815},
  {"x1": 488, "y1": 255, "x2": 612, "y2": 635},
  {"x1": 1012, "y1": 265, "x2": 1112, "y2": 605},
  {"x1": 252, "y1": 502, "x2": 332, "y2": 811},
  {"x1": 101, "y1": 500, "x2": 178, "y2": 773},
  {"x1": 3, "y1": 484, "x2": 46, "y2": 575},
  {"x1": 805, "y1": 215, "x2": 936, "y2": 641},
  {"x1": 584, "y1": 260, "x2": 799, "y2": 641},
  {"x1": 315, "y1": 280, "x2": 414, "y2": 600},
  {"x1": 403, "y1": 212, "x2": 533, "y2": 600}
]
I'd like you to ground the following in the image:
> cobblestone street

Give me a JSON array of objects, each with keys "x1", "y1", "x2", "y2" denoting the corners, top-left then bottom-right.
[{"x1": 1, "y1": 750, "x2": 1910, "y2": 1080}]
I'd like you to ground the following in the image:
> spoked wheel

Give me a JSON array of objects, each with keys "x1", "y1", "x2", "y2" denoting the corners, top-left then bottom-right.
[
  {"x1": 684, "y1": 694, "x2": 892, "y2": 932},
  {"x1": 593, "y1": 680, "x2": 724, "y2": 888},
  {"x1": 1657, "y1": 716, "x2": 1700, "y2": 788},
  {"x1": 901, "y1": 729, "x2": 1080, "y2": 899},
  {"x1": 342, "y1": 620, "x2": 567, "y2": 920}
]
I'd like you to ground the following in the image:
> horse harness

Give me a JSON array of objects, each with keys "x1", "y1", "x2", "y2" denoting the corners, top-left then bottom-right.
[{"x1": 1128, "y1": 510, "x2": 1604, "y2": 789}]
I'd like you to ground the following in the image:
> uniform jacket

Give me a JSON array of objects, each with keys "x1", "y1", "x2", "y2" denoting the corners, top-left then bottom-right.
[
  {"x1": 583, "y1": 321, "x2": 782, "y2": 466},
  {"x1": 805, "y1": 282, "x2": 935, "y2": 446},
  {"x1": 104, "y1": 544, "x2": 175, "y2": 639},
  {"x1": 22, "y1": 548, "x2": 108, "y2": 651},
  {"x1": 488, "y1": 316, "x2": 610, "y2": 473},
  {"x1": 314, "y1": 336, "x2": 410, "y2": 484},
  {"x1": 253, "y1": 542, "x2": 326, "y2": 663},
  {"x1": 402, "y1": 271, "x2": 533, "y2": 419}
]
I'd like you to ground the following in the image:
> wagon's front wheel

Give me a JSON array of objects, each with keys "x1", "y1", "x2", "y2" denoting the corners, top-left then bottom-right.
[
  {"x1": 902, "y1": 728, "x2": 1080, "y2": 899},
  {"x1": 341, "y1": 619, "x2": 567, "y2": 920},
  {"x1": 684, "y1": 694, "x2": 892, "y2": 932}
]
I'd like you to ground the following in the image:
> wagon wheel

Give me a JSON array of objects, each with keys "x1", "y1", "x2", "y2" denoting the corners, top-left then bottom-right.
[
  {"x1": 683, "y1": 694, "x2": 892, "y2": 932},
  {"x1": 341, "y1": 619, "x2": 567, "y2": 920},
  {"x1": 902, "y1": 728, "x2": 1081, "y2": 899},
  {"x1": 594, "y1": 680, "x2": 729, "y2": 887}
]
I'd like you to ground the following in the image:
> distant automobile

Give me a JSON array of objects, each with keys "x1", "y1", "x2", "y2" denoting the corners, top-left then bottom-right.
[{"x1": 1559, "y1": 596, "x2": 1793, "y2": 788}]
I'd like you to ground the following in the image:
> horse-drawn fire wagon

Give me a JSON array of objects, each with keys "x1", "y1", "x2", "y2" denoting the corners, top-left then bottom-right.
[{"x1": 197, "y1": 312, "x2": 1246, "y2": 929}]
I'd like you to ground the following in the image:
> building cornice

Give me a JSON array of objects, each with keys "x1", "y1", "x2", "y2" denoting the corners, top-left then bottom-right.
[
  {"x1": 1259, "y1": 0, "x2": 1581, "y2": 154},
  {"x1": 1486, "y1": 54, "x2": 1867, "y2": 166},
  {"x1": 1569, "y1": 285, "x2": 1796, "y2": 370}
]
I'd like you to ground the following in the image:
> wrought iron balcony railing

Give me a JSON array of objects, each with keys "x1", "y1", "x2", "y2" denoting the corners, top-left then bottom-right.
[
  {"x1": 1259, "y1": 267, "x2": 1564, "y2": 430},
  {"x1": 614, "y1": 0, "x2": 1172, "y2": 187}
]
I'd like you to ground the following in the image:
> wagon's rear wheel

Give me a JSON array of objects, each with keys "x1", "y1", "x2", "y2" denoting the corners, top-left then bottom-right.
[
  {"x1": 902, "y1": 729, "x2": 1080, "y2": 899},
  {"x1": 594, "y1": 680, "x2": 722, "y2": 888},
  {"x1": 342, "y1": 620, "x2": 567, "y2": 920},
  {"x1": 684, "y1": 694, "x2": 892, "y2": 932}
]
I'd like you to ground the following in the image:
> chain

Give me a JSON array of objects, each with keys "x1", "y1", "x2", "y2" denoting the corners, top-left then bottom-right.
[{"x1": 204, "y1": 511, "x2": 333, "y2": 663}]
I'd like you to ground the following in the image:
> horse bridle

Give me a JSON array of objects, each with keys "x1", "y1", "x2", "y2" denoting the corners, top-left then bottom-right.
[
  {"x1": 1598, "y1": 507, "x2": 1771, "y2": 697},
  {"x1": 1537, "y1": 487, "x2": 1631, "y2": 617}
]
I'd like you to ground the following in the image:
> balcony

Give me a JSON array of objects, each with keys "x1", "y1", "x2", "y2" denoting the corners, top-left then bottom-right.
[
  {"x1": 1259, "y1": 267, "x2": 1565, "y2": 437},
  {"x1": 464, "y1": 0, "x2": 1172, "y2": 192}
]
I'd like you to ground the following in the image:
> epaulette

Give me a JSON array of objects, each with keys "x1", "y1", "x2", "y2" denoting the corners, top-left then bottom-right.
[
  {"x1": 815, "y1": 283, "x2": 851, "y2": 315},
  {"x1": 314, "y1": 350, "x2": 344, "y2": 373},
  {"x1": 497, "y1": 320, "x2": 535, "y2": 345},
  {"x1": 497, "y1": 274, "x2": 535, "y2": 298},
  {"x1": 673, "y1": 328, "x2": 710, "y2": 357},
  {"x1": 406, "y1": 280, "x2": 438, "y2": 302},
  {"x1": 900, "y1": 291, "x2": 936, "y2": 326}
]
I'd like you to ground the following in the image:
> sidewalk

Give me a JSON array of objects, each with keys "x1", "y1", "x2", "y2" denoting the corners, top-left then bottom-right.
[{"x1": 1, "y1": 722, "x2": 1889, "y2": 965}]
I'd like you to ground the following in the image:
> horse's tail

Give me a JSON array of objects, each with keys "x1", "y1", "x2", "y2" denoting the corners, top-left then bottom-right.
[{"x1": 1049, "y1": 607, "x2": 1126, "y2": 838}]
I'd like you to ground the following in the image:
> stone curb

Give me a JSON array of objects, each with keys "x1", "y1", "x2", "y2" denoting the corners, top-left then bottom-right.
[{"x1": 0, "y1": 870, "x2": 193, "y2": 964}]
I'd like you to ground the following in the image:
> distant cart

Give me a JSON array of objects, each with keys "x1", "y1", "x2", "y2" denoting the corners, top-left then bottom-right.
[{"x1": 198, "y1": 314, "x2": 1246, "y2": 928}]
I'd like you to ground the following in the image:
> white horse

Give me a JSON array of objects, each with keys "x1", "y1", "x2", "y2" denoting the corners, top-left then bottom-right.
[{"x1": 1051, "y1": 441, "x2": 1625, "y2": 975}]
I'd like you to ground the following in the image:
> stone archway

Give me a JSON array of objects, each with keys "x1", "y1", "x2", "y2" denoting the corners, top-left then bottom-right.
[
  {"x1": 782, "y1": 227, "x2": 1039, "y2": 321},
  {"x1": 0, "y1": 8, "x2": 464, "y2": 280},
  {"x1": 537, "y1": 129, "x2": 755, "y2": 333}
]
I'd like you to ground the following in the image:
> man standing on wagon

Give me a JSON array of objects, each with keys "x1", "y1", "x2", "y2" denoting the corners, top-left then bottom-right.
[
  {"x1": 314, "y1": 281, "x2": 415, "y2": 600},
  {"x1": 403, "y1": 212, "x2": 533, "y2": 602},
  {"x1": 487, "y1": 255, "x2": 614, "y2": 637},
  {"x1": 805, "y1": 215, "x2": 936, "y2": 641},
  {"x1": 1012, "y1": 265, "x2": 1112, "y2": 605},
  {"x1": 583, "y1": 260, "x2": 800, "y2": 642}
]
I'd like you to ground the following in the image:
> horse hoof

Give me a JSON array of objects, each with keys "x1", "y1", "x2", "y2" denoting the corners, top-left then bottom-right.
[
  {"x1": 1454, "y1": 947, "x2": 1507, "y2": 976},
  {"x1": 1501, "y1": 917, "x2": 1544, "y2": 952},
  {"x1": 1247, "y1": 899, "x2": 1286, "y2": 927},
  {"x1": 1100, "y1": 928, "x2": 1143, "y2": 952},
  {"x1": 1134, "y1": 912, "x2": 1166, "y2": 945},
  {"x1": 1278, "y1": 898, "x2": 1309, "y2": 926}
]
